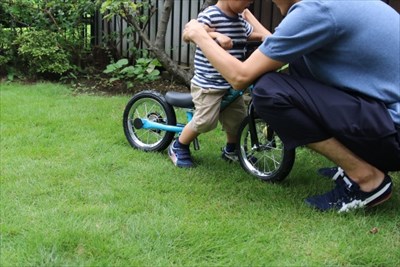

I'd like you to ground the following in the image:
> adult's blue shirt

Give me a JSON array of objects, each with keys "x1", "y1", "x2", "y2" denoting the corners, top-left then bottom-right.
[{"x1": 259, "y1": 0, "x2": 400, "y2": 125}]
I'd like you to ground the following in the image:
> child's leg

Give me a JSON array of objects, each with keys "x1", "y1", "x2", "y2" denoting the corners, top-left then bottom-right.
[
  {"x1": 169, "y1": 85, "x2": 226, "y2": 167},
  {"x1": 188, "y1": 85, "x2": 226, "y2": 136},
  {"x1": 177, "y1": 85, "x2": 224, "y2": 146},
  {"x1": 226, "y1": 132, "x2": 238, "y2": 144},
  {"x1": 178, "y1": 125, "x2": 199, "y2": 146},
  {"x1": 220, "y1": 95, "x2": 247, "y2": 151}
]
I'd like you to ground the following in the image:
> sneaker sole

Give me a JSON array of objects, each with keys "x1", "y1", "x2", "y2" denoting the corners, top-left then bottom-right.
[
  {"x1": 367, "y1": 191, "x2": 392, "y2": 208},
  {"x1": 222, "y1": 155, "x2": 238, "y2": 162},
  {"x1": 338, "y1": 180, "x2": 392, "y2": 213},
  {"x1": 365, "y1": 181, "x2": 392, "y2": 207}
]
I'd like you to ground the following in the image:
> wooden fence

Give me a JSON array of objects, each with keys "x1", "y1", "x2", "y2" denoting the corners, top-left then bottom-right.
[
  {"x1": 92, "y1": 0, "x2": 284, "y2": 66},
  {"x1": 91, "y1": 0, "x2": 400, "y2": 67}
]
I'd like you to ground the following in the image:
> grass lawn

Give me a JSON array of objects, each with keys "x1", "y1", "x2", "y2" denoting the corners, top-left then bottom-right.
[{"x1": 1, "y1": 82, "x2": 399, "y2": 266}]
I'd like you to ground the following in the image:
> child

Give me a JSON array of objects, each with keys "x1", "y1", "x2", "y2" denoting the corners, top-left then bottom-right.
[{"x1": 169, "y1": 1, "x2": 267, "y2": 168}]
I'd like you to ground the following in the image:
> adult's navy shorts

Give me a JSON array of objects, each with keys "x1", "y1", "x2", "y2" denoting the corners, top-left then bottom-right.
[{"x1": 252, "y1": 60, "x2": 400, "y2": 172}]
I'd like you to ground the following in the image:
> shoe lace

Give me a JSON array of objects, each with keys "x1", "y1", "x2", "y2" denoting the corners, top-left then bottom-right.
[
  {"x1": 332, "y1": 167, "x2": 344, "y2": 181},
  {"x1": 327, "y1": 176, "x2": 359, "y2": 207}
]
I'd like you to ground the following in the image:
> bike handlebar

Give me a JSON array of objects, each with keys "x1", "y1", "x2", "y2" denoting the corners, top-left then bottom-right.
[{"x1": 231, "y1": 40, "x2": 263, "y2": 49}]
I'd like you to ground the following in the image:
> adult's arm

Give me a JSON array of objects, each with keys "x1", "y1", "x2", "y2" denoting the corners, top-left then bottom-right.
[
  {"x1": 242, "y1": 9, "x2": 272, "y2": 40},
  {"x1": 183, "y1": 19, "x2": 284, "y2": 90}
]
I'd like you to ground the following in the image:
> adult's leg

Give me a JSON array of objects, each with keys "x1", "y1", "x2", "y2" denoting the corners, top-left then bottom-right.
[
  {"x1": 307, "y1": 138, "x2": 384, "y2": 192},
  {"x1": 251, "y1": 72, "x2": 400, "y2": 210},
  {"x1": 252, "y1": 72, "x2": 400, "y2": 172},
  {"x1": 251, "y1": 76, "x2": 385, "y2": 190}
]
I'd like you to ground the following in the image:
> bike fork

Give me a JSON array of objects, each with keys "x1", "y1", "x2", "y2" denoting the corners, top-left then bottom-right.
[{"x1": 248, "y1": 104, "x2": 260, "y2": 148}]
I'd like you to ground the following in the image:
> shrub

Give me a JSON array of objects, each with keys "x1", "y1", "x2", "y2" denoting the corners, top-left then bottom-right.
[
  {"x1": 0, "y1": 0, "x2": 98, "y2": 80},
  {"x1": 103, "y1": 56, "x2": 161, "y2": 88},
  {"x1": 0, "y1": 26, "x2": 14, "y2": 77},
  {"x1": 14, "y1": 30, "x2": 73, "y2": 76}
]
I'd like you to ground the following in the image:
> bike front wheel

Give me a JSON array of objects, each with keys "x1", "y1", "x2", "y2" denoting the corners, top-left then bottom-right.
[
  {"x1": 123, "y1": 90, "x2": 176, "y2": 152},
  {"x1": 237, "y1": 116, "x2": 295, "y2": 182}
]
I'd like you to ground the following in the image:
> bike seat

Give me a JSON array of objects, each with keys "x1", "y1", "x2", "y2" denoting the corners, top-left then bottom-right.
[{"x1": 165, "y1": 91, "x2": 194, "y2": 108}]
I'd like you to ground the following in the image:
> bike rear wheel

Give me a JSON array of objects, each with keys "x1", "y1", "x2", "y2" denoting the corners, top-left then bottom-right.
[
  {"x1": 237, "y1": 116, "x2": 295, "y2": 182},
  {"x1": 123, "y1": 90, "x2": 176, "y2": 152}
]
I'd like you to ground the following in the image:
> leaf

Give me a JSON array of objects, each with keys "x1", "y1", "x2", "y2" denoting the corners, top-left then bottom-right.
[
  {"x1": 150, "y1": 59, "x2": 162, "y2": 66},
  {"x1": 146, "y1": 65, "x2": 155, "y2": 73},
  {"x1": 120, "y1": 66, "x2": 135, "y2": 74},
  {"x1": 109, "y1": 77, "x2": 120, "y2": 83},
  {"x1": 115, "y1": 58, "x2": 129, "y2": 68},
  {"x1": 369, "y1": 227, "x2": 379, "y2": 234}
]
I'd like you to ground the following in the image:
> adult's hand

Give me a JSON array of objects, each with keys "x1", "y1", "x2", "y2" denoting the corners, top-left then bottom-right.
[{"x1": 182, "y1": 19, "x2": 209, "y2": 43}]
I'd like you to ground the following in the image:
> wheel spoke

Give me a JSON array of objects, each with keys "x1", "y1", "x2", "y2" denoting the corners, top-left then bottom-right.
[
  {"x1": 238, "y1": 117, "x2": 294, "y2": 181},
  {"x1": 123, "y1": 91, "x2": 176, "y2": 152}
]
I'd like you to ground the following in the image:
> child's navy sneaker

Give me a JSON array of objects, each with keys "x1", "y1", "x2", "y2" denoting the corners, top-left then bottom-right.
[
  {"x1": 168, "y1": 140, "x2": 194, "y2": 168},
  {"x1": 305, "y1": 174, "x2": 393, "y2": 213},
  {"x1": 221, "y1": 147, "x2": 239, "y2": 162},
  {"x1": 221, "y1": 147, "x2": 258, "y2": 164}
]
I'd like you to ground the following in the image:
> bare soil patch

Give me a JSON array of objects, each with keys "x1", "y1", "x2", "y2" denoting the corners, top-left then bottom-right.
[{"x1": 70, "y1": 73, "x2": 190, "y2": 96}]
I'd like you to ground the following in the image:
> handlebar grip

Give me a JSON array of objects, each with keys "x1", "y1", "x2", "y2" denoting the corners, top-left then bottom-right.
[{"x1": 232, "y1": 40, "x2": 263, "y2": 49}]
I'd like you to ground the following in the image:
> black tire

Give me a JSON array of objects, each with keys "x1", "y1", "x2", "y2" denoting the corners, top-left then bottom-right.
[
  {"x1": 123, "y1": 90, "x2": 176, "y2": 152},
  {"x1": 237, "y1": 116, "x2": 295, "y2": 182}
]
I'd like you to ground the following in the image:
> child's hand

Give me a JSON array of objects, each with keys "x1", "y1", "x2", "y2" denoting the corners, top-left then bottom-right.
[{"x1": 215, "y1": 34, "x2": 233, "y2": 50}]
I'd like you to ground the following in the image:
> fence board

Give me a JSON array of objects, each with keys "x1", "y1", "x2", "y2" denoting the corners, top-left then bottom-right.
[{"x1": 93, "y1": 0, "x2": 399, "y2": 66}]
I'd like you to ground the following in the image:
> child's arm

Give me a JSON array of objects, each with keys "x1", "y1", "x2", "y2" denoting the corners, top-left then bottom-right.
[
  {"x1": 207, "y1": 31, "x2": 233, "y2": 50},
  {"x1": 196, "y1": 9, "x2": 233, "y2": 50}
]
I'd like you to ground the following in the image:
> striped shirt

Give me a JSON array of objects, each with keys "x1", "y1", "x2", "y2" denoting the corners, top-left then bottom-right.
[{"x1": 191, "y1": 6, "x2": 253, "y2": 90}]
